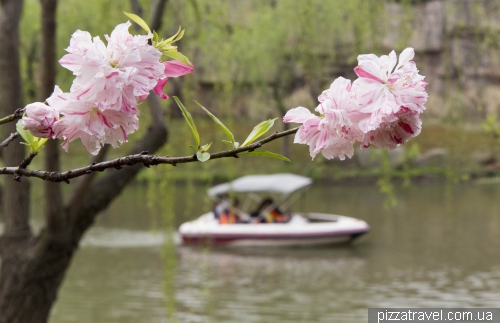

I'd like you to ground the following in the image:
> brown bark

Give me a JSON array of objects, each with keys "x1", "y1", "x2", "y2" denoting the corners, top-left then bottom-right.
[
  {"x1": 0, "y1": 1, "x2": 59, "y2": 321},
  {"x1": 0, "y1": 0, "x2": 35, "y2": 320},
  {"x1": 0, "y1": 0, "x2": 31, "y2": 237},
  {"x1": 0, "y1": 125, "x2": 298, "y2": 181},
  {"x1": 0, "y1": 237, "x2": 74, "y2": 323}
]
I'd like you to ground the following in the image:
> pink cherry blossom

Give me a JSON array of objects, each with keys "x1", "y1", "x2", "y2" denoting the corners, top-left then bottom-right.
[
  {"x1": 59, "y1": 22, "x2": 165, "y2": 112},
  {"x1": 352, "y1": 47, "x2": 427, "y2": 133},
  {"x1": 20, "y1": 21, "x2": 197, "y2": 155},
  {"x1": 284, "y1": 78, "x2": 361, "y2": 160},
  {"x1": 284, "y1": 54, "x2": 426, "y2": 160},
  {"x1": 149, "y1": 60, "x2": 195, "y2": 100},
  {"x1": 22, "y1": 102, "x2": 59, "y2": 138},
  {"x1": 317, "y1": 76, "x2": 357, "y2": 113},
  {"x1": 359, "y1": 107, "x2": 422, "y2": 150},
  {"x1": 50, "y1": 90, "x2": 139, "y2": 155}
]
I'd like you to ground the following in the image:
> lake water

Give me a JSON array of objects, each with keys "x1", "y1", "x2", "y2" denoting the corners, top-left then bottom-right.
[{"x1": 49, "y1": 182, "x2": 500, "y2": 322}]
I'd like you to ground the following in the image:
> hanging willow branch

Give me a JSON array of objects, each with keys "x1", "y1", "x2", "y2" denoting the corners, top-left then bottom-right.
[{"x1": 0, "y1": 127, "x2": 299, "y2": 183}]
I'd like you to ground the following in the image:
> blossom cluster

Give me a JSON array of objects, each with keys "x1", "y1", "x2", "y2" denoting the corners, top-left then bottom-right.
[
  {"x1": 22, "y1": 22, "x2": 193, "y2": 155},
  {"x1": 284, "y1": 47, "x2": 427, "y2": 160}
]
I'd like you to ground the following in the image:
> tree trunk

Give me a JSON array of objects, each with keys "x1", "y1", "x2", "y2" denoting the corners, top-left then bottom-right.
[
  {"x1": 0, "y1": 0, "x2": 30, "y2": 237},
  {"x1": 0, "y1": 1, "x2": 70, "y2": 321},
  {"x1": 0, "y1": 236, "x2": 75, "y2": 323}
]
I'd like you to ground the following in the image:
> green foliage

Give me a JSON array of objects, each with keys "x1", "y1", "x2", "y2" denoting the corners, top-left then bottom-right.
[
  {"x1": 241, "y1": 118, "x2": 276, "y2": 147},
  {"x1": 173, "y1": 96, "x2": 200, "y2": 149},
  {"x1": 376, "y1": 150, "x2": 397, "y2": 209},
  {"x1": 195, "y1": 101, "x2": 236, "y2": 147},
  {"x1": 242, "y1": 150, "x2": 290, "y2": 162},
  {"x1": 157, "y1": 0, "x2": 388, "y2": 117},
  {"x1": 174, "y1": 97, "x2": 284, "y2": 162},
  {"x1": 16, "y1": 120, "x2": 48, "y2": 153},
  {"x1": 156, "y1": 26, "x2": 192, "y2": 66},
  {"x1": 162, "y1": 50, "x2": 192, "y2": 66},
  {"x1": 482, "y1": 115, "x2": 500, "y2": 144},
  {"x1": 196, "y1": 151, "x2": 210, "y2": 162},
  {"x1": 123, "y1": 11, "x2": 151, "y2": 34},
  {"x1": 401, "y1": 143, "x2": 421, "y2": 187}
]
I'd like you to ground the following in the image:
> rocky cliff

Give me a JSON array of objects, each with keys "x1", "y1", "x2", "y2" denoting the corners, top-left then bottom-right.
[{"x1": 387, "y1": 0, "x2": 500, "y2": 122}]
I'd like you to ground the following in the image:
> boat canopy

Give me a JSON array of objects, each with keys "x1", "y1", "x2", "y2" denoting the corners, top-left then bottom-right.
[{"x1": 207, "y1": 173, "x2": 313, "y2": 197}]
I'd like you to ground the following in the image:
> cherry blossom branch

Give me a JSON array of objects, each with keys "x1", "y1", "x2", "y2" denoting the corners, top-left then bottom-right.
[
  {"x1": 0, "y1": 126, "x2": 299, "y2": 183},
  {"x1": 13, "y1": 152, "x2": 38, "y2": 182},
  {"x1": 0, "y1": 108, "x2": 24, "y2": 125},
  {"x1": 0, "y1": 132, "x2": 18, "y2": 148}
]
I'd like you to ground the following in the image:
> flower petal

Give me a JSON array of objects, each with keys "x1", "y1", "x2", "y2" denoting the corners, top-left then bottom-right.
[{"x1": 163, "y1": 60, "x2": 194, "y2": 78}]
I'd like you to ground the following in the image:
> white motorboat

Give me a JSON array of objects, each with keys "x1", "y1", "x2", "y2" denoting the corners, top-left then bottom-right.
[{"x1": 179, "y1": 174, "x2": 370, "y2": 247}]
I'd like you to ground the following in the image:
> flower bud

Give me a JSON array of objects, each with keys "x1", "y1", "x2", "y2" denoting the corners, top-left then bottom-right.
[{"x1": 22, "y1": 102, "x2": 59, "y2": 138}]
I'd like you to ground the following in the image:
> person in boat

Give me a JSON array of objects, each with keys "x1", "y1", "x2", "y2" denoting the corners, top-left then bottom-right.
[
  {"x1": 219, "y1": 198, "x2": 249, "y2": 224},
  {"x1": 250, "y1": 198, "x2": 289, "y2": 223},
  {"x1": 213, "y1": 194, "x2": 229, "y2": 220}
]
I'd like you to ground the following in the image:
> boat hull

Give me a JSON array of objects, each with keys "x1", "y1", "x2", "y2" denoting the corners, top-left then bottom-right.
[{"x1": 179, "y1": 213, "x2": 369, "y2": 247}]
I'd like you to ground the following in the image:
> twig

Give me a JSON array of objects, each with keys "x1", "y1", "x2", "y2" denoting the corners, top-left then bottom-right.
[
  {"x1": 0, "y1": 132, "x2": 18, "y2": 148},
  {"x1": 13, "y1": 152, "x2": 38, "y2": 182},
  {"x1": 0, "y1": 108, "x2": 24, "y2": 126},
  {"x1": 0, "y1": 127, "x2": 299, "y2": 183}
]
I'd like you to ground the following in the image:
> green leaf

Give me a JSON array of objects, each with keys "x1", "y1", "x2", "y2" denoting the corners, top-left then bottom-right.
[
  {"x1": 201, "y1": 142, "x2": 212, "y2": 152},
  {"x1": 194, "y1": 101, "x2": 235, "y2": 144},
  {"x1": 153, "y1": 31, "x2": 159, "y2": 44},
  {"x1": 162, "y1": 50, "x2": 192, "y2": 66},
  {"x1": 176, "y1": 29, "x2": 185, "y2": 42},
  {"x1": 241, "y1": 118, "x2": 277, "y2": 147},
  {"x1": 222, "y1": 140, "x2": 233, "y2": 146},
  {"x1": 16, "y1": 120, "x2": 34, "y2": 144},
  {"x1": 164, "y1": 26, "x2": 182, "y2": 43},
  {"x1": 28, "y1": 138, "x2": 48, "y2": 153},
  {"x1": 173, "y1": 97, "x2": 200, "y2": 149},
  {"x1": 35, "y1": 138, "x2": 49, "y2": 151},
  {"x1": 242, "y1": 151, "x2": 291, "y2": 162},
  {"x1": 196, "y1": 151, "x2": 210, "y2": 162},
  {"x1": 16, "y1": 120, "x2": 49, "y2": 152},
  {"x1": 123, "y1": 12, "x2": 151, "y2": 34}
]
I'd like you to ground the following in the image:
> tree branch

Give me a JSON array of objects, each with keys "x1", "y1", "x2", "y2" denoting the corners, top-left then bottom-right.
[
  {"x1": 0, "y1": 108, "x2": 24, "y2": 126},
  {"x1": 0, "y1": 132, "x2": 18, "y2": 148},
  {"x1": 13, "y1": 152, "x2": 37, "y2": 182},
  {"x1": 0, "y1": 127, "x2": 299, "y2": 182}
]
